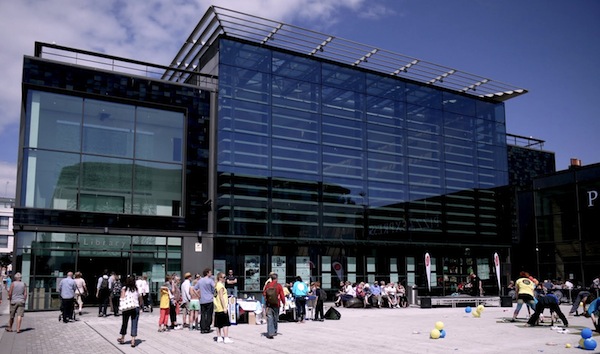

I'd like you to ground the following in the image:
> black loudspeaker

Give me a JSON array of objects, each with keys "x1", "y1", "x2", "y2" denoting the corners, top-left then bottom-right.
[
  {"x1": 325, "y1": 307, "x2": 341, "y2": 320},
  {"x1": 420, "y1": 297, "x2": 432, "y2": 308},
  {"x1": 500, "y1": 296, "x2": 513, "y2": 308}
]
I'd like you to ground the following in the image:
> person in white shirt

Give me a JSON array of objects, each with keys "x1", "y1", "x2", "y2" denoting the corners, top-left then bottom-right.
[
  {"x1": 180, "y1": 272, "x2": 192, "y2": 328},
  {"x1": 136, "y1": 275, "x2": 150, "y2": 312}
]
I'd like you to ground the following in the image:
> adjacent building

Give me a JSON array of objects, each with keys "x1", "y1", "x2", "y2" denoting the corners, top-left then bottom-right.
[{"x1": 15, "y1": 6, "x2": 531, "y2": 309}]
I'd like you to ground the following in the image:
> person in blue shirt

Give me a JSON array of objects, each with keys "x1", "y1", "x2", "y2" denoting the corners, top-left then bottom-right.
[
  {"x1": 58, "y1": 272, "x2": 77, "y2": 323},
  {"x1": 370, "y1": 281, "x2": 382, "y2": 307},
  {"x1": 526, "y1": 293, "x2": 568, "y2": 327},
  {"x1": 292, "y1": 276, "x2": 309, "y2": 323},
  {"x1": 587, "y1": 297, "x2": 600, "y2": 332}
]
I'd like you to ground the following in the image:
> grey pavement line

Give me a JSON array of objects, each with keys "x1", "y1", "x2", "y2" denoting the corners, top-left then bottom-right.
[{"x1": 84, "y1": 320, "x2": 126, "y2": 354}]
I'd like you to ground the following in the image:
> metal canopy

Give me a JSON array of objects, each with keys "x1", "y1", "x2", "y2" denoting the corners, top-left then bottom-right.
[{"x1": 164, "y1": 6, "x2": 527, "y2": 102}]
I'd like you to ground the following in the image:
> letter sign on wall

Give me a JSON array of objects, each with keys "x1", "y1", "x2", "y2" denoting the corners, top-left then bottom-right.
[{"x1": 588, "y1": 190, "x2": 598, "y2": 207}]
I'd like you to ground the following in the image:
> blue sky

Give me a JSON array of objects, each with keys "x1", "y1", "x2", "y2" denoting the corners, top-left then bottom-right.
[{"x1": 0, "y1": 0, "x2": 598, "y2": 198}]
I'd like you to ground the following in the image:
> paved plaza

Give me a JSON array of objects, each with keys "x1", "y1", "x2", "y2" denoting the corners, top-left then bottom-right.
[{"x1": 0, "y1": 291, "x2": 599, "y2": 354}]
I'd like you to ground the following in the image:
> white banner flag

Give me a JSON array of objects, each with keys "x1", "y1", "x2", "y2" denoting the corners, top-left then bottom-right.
[
  {"x1": 494, "y1": 252, "x2": 501, "y2": 292},
  {"x1": 425, "y1": 252, "x2": 431, "y2": 292}
]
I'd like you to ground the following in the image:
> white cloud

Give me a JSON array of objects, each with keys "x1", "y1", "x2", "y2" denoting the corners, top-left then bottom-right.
[{"x1": 0, "y1": 161, "x2": 17, "y2": 198}]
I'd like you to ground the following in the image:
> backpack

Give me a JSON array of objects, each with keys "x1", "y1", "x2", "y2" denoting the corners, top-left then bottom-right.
[
  {"x1": 319, "y1": 288, "x2": 327, "y2": 302},
  {"x1": 100, "y1": 277, "x2": 109, "y2": 291},
  {"x1": 112, "y1": 280, "x2": 122, "y2": 296},
  {"x1": 265, "y1": 284, "x2": 279, "y2": 307}
]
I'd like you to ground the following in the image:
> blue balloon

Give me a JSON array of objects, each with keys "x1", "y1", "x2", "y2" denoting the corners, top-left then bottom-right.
[
  {"x1": 581, "y1": 328, "x2": 593, "y2": 339},
  {"x1": 584, "y1": 338, "x2": 597, "y2": 350},
  {"x1": 465, "y1": 306, "x2": 472, "y2": 313},
  {"x1": 439, "y1": 329, "x2": 446, "y2": 338}
]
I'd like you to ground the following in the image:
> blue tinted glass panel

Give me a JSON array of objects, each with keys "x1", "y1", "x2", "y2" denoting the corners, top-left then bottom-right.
[
  {"x1": 272, "y1": 51, "x2": 320, "y2": 83},
  {"x1": 477, "y1": 143, "x2": 508, "y2": 171},
  {"x1": 444, "y1": 137, "x2": 475, "y2": 166},
  {"x1": 476, "y1": 119, "x2": 494, "y2": 144},
  {"x1": 407, "y1": 132, "x2": 442, "y2": 161},
  {"x1": 367, "y1": 123, "x2": 404, "y2": 155},
  {"x1": 322, "y1": 116, "x2": 364, "y2": 149},
  {"x1": 272, "y1": 138, "x2": 319, "y2": 175},
  {"x1": 495, "y1": 123, "x2": 507, "y2": 145},
  {"x1": 445, "y1": 163, "x2": 476, "y2": 191},
  {"x1": 217, "y1": 130, "x2": 233, "y2": 166},
  {"x1": 220, "y1": 99, "x2": 270, "y2": 136},
  {"x1": 220, "y1": 65, "x2": 270, "y2": 104},
  {"x1": 368, "y1": 152, "x2": 405, "y2": 183},
  {"x1": 23, "y1": 149, "x2": 80, "y2": 209},
  {"x1": 407, "y1": 105, "x2": 443, "y2": 134},
  {"x1": 135, "y1": 107, "x2": 184, "y2": 163},
  {"x1": 366, "y1": 96, "x2": 405, "y2": 127},
  {"x1": 272, "y1": 76, "x2": 319, "y2": 112},
  {"x1": 322, "y1": 87, "x2": 365, "y2": 120},
  {"x1": 133, "y1": 161, "x2": 182, "y2": 216},
  {"x1": 479, "y1": 168, "x2": 507, "y2": 188},
  {"x1": 368, "y1": 181, "x2": 406, "y2": 207},
  {"x1": 27, "y1": 91, "x2": 82, "y2": 152},
  {"x1": 80, "y1": 155, "x2": 132, "y2": 213},
  {"x1": 272, "y1": 107, "x2": 319, "y2": 143},
  {"x1": 366, "y1": 73, "x2": 405, "y2": 101},
  {"x1": 322, "y1": 146, "x2": 364, "y2": 178},
  {"x1": 477, "y1": 100, "x2": 505, "y2": 123},
  {"x1": 322, "y1": 63, "x2": 365, "y2": 91},
  {"x1": 83, "y1": 99, "x2": 134, "y2": 158},
  {"x1": 230, "y1": 132, "x2": 269, "y2": 169},
  {"x1": 408, "y1": 158, "x2": 443, "y2": 189},
  {"x1": 406, "y1": 83, "x2": 442, "y2": 109},
  {"x1": 444, "y1": 112, "x2": 475, "y2": 141},
  {"x1": 442, "y1": 92, "x2": 476, "y2": 116},
  {"x1": 220, "y1": 39, "x2": 271, "y2": 73}
]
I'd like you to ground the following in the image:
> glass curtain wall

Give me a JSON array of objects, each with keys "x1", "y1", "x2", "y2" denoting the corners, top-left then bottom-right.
[{"x1": 22, "y1": 90, "x2": 184, "y2": 217}]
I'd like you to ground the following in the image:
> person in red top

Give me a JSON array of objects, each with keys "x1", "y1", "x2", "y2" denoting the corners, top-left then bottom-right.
[{"x1": 263, "y1": 273, "x2": 285, "y2": 339}]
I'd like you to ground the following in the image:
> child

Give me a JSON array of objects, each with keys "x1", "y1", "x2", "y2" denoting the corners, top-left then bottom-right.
[
  {"x1": 189, "y1": 279, "x2": 200, "y2": 330},
  {"x1": 158, "y1": 275, "x2": 171, "y2": 332}
]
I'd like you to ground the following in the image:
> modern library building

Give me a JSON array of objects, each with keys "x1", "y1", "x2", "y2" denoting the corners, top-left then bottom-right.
[{"x1": 15, "y1": 7, "x2": 530, "y2": 309}]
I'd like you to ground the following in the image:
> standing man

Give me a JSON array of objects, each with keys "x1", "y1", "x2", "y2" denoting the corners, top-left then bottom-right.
[
  {"x1": 263, "y1": 273, "x2": 285, "y2": 339},
  {"x1": 194, "y1": 268, "x2": 215, "y2": 333},
  {"x1": 6, "y1": 273, "x2": 27, "y2": 333},
  {"x1": 180, "y1": 272, "x2": 192, "y2": 329},
  {"x1": 58, "y1": 271, "x2": 77, "y2": 323},
  {"x1": 469, "y1": 272, "x2": 483, "y2": 296},
  {"x1": 292, "y1": 276, "x2": 309, "y2": 323},
  {"x1": 96, "y1": 269, "x2": 110, "y2": 317},
  {"x1": 225, "y1": 269, "x2": 238, "y2": 298}
]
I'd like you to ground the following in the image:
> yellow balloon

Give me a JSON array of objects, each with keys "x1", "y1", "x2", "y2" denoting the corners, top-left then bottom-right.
[
  {"x1": 435, "y1": 321, "x2": 444, "y2": 330},
  {"x1": 579, "y1": 338, "x2": 585, "y2": 348},
  {"x1": 565, "y1": 343, "x2": 571, "y2": 348},
  {"x1": 477, "y1": 305, "x2": 485, "y2": 312},
  {"x1": 430, "y1": 329, "x2": 441, "y2": 339},
  {"x1": 472, "y1": 310, "x2": 481, "y2": 318},
  {"x1": 580, "y1": 302, "x2": 584, "y2": 307}
]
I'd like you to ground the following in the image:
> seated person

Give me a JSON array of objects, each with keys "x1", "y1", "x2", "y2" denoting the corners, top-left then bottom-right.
[
  {"x1": 379, "y1": 281, "x2": 389, "y2": 306},
  {"x1": 384, "y1": 283, "x2": 398, "y2": 308}
]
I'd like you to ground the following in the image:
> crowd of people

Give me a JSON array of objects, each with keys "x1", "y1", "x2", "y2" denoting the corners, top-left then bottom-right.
[{"x1": 334, "y1": 280, "x2": 408, "y2": 308}]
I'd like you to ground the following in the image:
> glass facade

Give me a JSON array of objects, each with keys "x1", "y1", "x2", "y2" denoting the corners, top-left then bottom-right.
[
  {"x1": 534, "y1": 165, "x2": 600, "y2": 285},
  {"x1": 213, "y1": 38, "x2": 510, "y2": 294},
  {"x1": 23, "y1": 90, "x2": 184, "y2": 216},
  {"x1": 16, "y1": 56, "x2": 211, "y2": 310}
]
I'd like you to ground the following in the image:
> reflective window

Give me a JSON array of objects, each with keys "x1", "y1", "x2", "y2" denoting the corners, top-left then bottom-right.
[
  {"x1": 322, "y1": 87, "x2": 365, "y2": 120},
  {"x1": 272, "y1": 138, "x2": 320, "y2": 175},
  {"x1": 444, "y1": 112, "x2": 475, "y2": 141},
  {"x1": 407, "y1": 133, "x2": 442, "y2": 161},
  {"x1": 407, "y1": 105, "x2": 443, "y2": 134},
  {"x1": 366, "y1": 73, "x2": 405, "y2": 101},
  {"x1": 322, "y1": 146, "x2": 364, "y2": 178},
  {"x1": 133, "y1": 161, "x2": 182, "y2": 216},
  {"x1": 272, "y1": 51, "x2": 320, "y2": 83},
  {"x1": 220, "y1": 39, "x2": 271, "y2": 73},
  {"x1": 322, "y1": 63, "x2": 365, "y2": 91},
  {"x1": 26, "y1": 91, "x2": 82, "y2": 152},
  {"x1": 220, "y1": 65, "x2": 271, "y2": 104},
  {"x1": 80, "y1": 155, "x2": 132, "y2": 213},
  {"x1": 23, "y1": 149, "x2": 80, "y2": 209},
  {"x1": 220, "y1": 99, "x2": 270, "y2": 136},
  {"x1": 368, "y1": 152, "x2": 405, "y2": 183},
  {"x1": 272, "y1": 76, "x2": 319, "y2": 112},
  {"x1": 444, "y1": 137, "x2": 475, "y2": 166},
  {"x1": 442, "y1": 92, "x2": 476, "y2": 116},
  {"x1": 406, "y1": 83, "x2": 442, "y2": 109},
  {"x1": 83, "y1": 99, "x2": 134, "y2": 158},
  {"x1": 135, "y1": 107, "x2": 184, "y2": 163},
  {"x1": 272, "y1": 107, "x2": 319, "y2": 143},
  {"x1": 322, "y1": 116, "x2": 364, "y2": 150},
  {"x1": 367, "y1": 123, "x2": 404, "y2": 155}
]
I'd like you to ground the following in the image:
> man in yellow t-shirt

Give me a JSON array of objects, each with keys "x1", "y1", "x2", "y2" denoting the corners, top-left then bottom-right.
[{"x1": 511, "y1": 271, "x2": 536, "y2": 321}]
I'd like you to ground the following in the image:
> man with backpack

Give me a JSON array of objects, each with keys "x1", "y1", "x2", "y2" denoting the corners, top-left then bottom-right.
[
  {"x1": 96, "y1": 269, "x2": 111, "y2": 317},
  {"x1": 111, "y1": 274, "x2": 122, "y2": 316},
  {"x1": 263, "y1": 273, "x2": 285, "y2": 339}
]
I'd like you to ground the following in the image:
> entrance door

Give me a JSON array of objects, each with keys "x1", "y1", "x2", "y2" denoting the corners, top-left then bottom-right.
[{"x1": 77, "y1": 251, "x2": 131, "y2": 304}]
